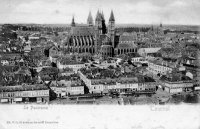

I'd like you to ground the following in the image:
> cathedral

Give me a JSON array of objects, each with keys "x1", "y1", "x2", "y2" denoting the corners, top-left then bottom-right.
[{"x1": 67, "y1": 10, "x2": 138, "y2": 59}]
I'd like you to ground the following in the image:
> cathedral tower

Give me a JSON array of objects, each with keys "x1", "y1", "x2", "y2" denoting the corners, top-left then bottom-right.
[
  {"x1": 94, "y1": 10, "x2": 103, "y2": 53},
  {"x1": 108, "y1": 10, "x2": 115, "y2": 48},
  {"x1": 101, "y1": 11, "x2": 107, "y2": 34},
  {"x1": 87, "y1": 11, "x2": 93, "y2": 26},
  {"x1": 71, "y1": 16, "x2": 75, "y2": 27},
  {"x1": 95, "y1": 10, "x2": 102, "y2": 34}
]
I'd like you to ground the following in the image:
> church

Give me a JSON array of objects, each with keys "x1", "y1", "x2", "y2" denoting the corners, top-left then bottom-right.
[{"x1": 67, "y1": 10, "x2": 138, "y2": 59}]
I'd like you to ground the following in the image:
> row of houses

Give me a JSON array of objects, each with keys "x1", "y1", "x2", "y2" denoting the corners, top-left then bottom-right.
[
  {"x1": 78, "y1": 69, "x2": 156, "y2": 94},
  {"x1": 147, "y1": 59, "x2": 174, "y2": 75},
  {"x1": 0, "y1": 84, "x2": 50, "y2": 104}
]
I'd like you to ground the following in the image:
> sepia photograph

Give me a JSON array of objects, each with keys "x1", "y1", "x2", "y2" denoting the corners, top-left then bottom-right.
[{"x1": 0, "y1": 0, "x2": 200, "y2": 129}]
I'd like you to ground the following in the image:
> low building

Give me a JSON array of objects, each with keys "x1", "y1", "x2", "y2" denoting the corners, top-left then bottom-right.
[
  {"x1": 147, "y1": 59, "x2": 174, "y2": 76},
  {"x1": 138, "y1": 75, "x2": 156, "y2": 92},
  {"x1": 138, "y1": 47, "x2": 161, "y2": 58},
  {"x1": 159, "y1": 74, "x2": 194, "y2": 93},
  {"x1": 78, "y1": 68, "x2": 156, "y2": 94},
  {"x1": 50, "y1": 79, "x2": 84, "y2": 98},
  {"x1": 0, "y1": 84, "x2": 49, "y2": 104},
  {"x1": 130, "y1": 53, "x2": 145, "y2": 63},
  {"x1": 57, "y1": 58, "x2": 86, "y2": 73},
  {"x1": 48, "y1": 45, "x2": 61, "y2": 57},
  {"x1": 50, "y1": 82, "x2": 67, "y2": 98},
  {"x1": 23, "y1": 41, "x2": 31, "y2": 53},
  {"x1": 93, "y1": 58, "x2": 117, "y2": 69},
  {"x1": 59, "y1": 67, "x2": 75, "y2": 76}
]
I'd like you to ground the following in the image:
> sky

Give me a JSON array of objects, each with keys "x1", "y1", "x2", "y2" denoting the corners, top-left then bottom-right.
[{"x1": 0, "y1": 0, "x2": 200, "y2": 25}]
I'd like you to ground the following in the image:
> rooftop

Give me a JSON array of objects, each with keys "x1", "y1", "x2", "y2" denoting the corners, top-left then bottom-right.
[
  {"x1": 160, "y1": 74, "x2": 193, "y2": 83},
  {"x1": 0, "y1": 84, "x2": 49, "y2": 92},
  {"x1": 137, "y1": 75, "x2": 156, "y2": 83},
  {"x1": 59, "y1": 58, "x2": 86, "y2": 65},
  {"x1": 70, "y1": 26, "x2": 95, "y2": 36},
  {"x1": 139, "y1": 47, "x2": 161, "y2": 54},
  {"x1": 149, "y1": 58, "x2": 178, "y2": 68},
  {"x1": 119, "y1": 35, "x2": 136, "y2": 42}
]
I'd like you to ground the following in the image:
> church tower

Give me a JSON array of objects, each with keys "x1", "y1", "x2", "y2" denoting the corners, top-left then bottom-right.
[
  {"x1": 71, "y1": 16, "x2": 75, "y2": 27},
  {"x1": 108, "y1": 10, "x2": 115, "y2": 48},
  {"x1": 95, "y1": 10, "x2": 102, "y2": 34},
  {"x1": 87, "y1": 11, "x2": 93, "y2": 26},
  {"x1": 94, "y1": 10, "x2": 103, "y2": 53},
  {"x1": 101, "y1": 11, "x2": 107, "y2": 34}
]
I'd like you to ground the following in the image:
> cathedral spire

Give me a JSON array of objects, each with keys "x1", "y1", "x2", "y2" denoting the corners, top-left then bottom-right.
[
  {"x1": 101, "y1": 11, "x2": 105, "y2": 20},
  {"x1": 109, "y1": 10, "x2": 115, "y2": 21},
  {"x1": 71, "y1": 15, "x2": 75, "y2": 27},
  {"x1": 95, "y1": 10, "x2": 101, "y2": 21},
  {"x1": 87, "y1": 11, "x2": 93, "y2": 26}
]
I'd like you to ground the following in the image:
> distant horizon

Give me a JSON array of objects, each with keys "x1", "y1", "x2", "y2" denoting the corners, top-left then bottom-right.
[
  {"x1": 0, "y1": 0, "x2": 200, "y2": 25},
  {"x1": 1, "y1": 23, "x2": 200, "y2": 26}
]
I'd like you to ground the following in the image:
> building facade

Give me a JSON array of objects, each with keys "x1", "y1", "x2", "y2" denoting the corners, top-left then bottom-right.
[
  {"x1": 78, "y1": 70, "x2": 156, "y2": 94},
  {"x1": 0, "y1": 84, "x2": 49, "y2": 104}
]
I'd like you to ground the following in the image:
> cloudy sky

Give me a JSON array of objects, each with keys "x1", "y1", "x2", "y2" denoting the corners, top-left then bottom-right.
[{"x1": 0, "y1": 0, "x2": 200, "y2": 25}]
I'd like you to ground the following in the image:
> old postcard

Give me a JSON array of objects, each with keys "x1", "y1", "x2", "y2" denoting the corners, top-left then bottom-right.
[{"x1": 0, "y1": 0, "x2": 200, "y2": 129}]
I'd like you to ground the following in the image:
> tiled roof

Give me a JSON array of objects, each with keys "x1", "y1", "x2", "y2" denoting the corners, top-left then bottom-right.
[
  {"x1": 129, "y1": 53, "x2": 141, "y2": 57},
  {"x1": 117, "y1": 42, "x2": 137, "y2": 49},
  {"x1": 160, "y1": 74, "x2": 192, "y2": 82},
  {"x1": 60, "y1": 58, "x2": 86, "y2": 65},
  {"x1": 0, "y1": 84, "x2": 49, "y2": 92},
  {"x1": 119, "y1": 35, "x2": 135, "y2": 42},
  {"x1": 141, "y1": 47, "x2": 161, "y2": 53},
  {"x1": 137, "y1": 75, "x2": 156, "y2": 83},
  {"x1": 14, "y1": 67, "x2": 31, "y2": 76},
  {"x1": 149, "y1": 58, "x2": 178, "y2": 68},
  {"x1": 70, "y1": 26, "x2": 95, "y2": 36}
]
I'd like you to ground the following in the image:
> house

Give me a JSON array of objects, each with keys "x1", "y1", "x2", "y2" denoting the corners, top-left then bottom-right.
[
  {"x1": 93, "y1": 58, "x2": 117, "y2": 69},
  {"x1": 49, "y1": 80, "x2": 84, "y2": 98},
  {"x1": 147, "y1": 58, "x2": 175, "y2": 76},
  {"x1": 57, "y1": 57, "x2": 86, "y2": 73},
  {"x1": 159, "y1": 73, "x2": 194, "y2": 93},
  {"x1": 137, "y1": 75, "x2": 156, "y2": 92},
  {"x1": 59, "y1": 67, "x2": 75, "y2": 76},
  {"x1": 130, "y1": 53, "x2": 145, "y2": 63},
  {"x1": 50, "y1": 81, "x2": 67, "y2": 98},
  {"x1": 23, "y1": 40, "x2": 31, "y2": 53},
  {"x1": 49, "y1": 45, "x2": 61, "y2": 57},
  {"x1": 39, "y1": 67, "x2": 59, "y2": 81},
  {"x1": 0, "y1": 84, "x2": 49, "y2": 104},
  {"x1": 138, "y1": 47, "x2": 161, "y2": 58}
]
